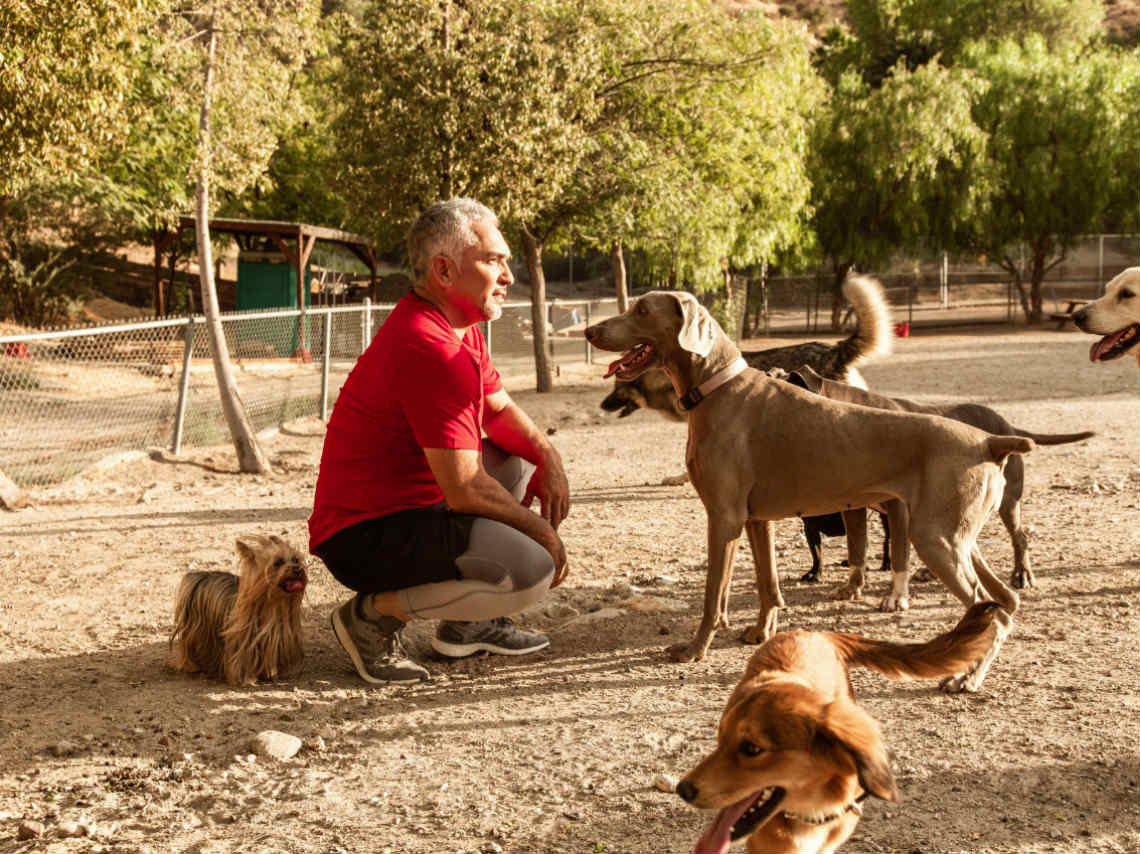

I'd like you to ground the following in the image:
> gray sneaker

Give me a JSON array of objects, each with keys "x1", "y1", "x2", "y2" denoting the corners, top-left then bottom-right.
[
  {"x1": 431, "y1": 617, "x2": 550, "y2": 658},
  {"x1": 330, "y1": 596, "x2": 429, "y2": 683}
]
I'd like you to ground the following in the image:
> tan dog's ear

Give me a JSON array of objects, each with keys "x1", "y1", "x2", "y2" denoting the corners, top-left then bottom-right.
[
  {"x1": 816, "y1": 700, "x2": 899, "y2": 802},
  {"x1": 669, "y1": 292, "x2": 717, "y2": 358}
]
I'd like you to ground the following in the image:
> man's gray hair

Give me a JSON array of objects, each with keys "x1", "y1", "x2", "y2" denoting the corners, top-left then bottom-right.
[{"x1": 407, "y1": 198, "x2": 499, "y2": 281}]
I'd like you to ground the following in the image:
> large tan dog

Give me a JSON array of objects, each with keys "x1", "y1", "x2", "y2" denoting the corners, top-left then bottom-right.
[
  {"x1": 584, "y1": 289, "x2": 1032, "y2": 692},
  {"x1": 677, "y1": 602, "x2": 1000, "y2": 854},
  {"x1": 786, "y1": 366, "x2": 1094, "y2": 591},
  {"x1": 1073, "y1": 266, "x2": 1139, "y2": 365}
]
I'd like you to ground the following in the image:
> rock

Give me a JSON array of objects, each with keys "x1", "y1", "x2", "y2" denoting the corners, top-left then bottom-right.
[
  {"x1": 57, "y1": 820, "x2": 88, "y2": 838},
  {"x1": 652, "y1": 773, "x2": 678, "y2": 793},
  {"x1": 48, "y1": 740, "x2": 80, "y2": 757},
  {"x1": 17, "y1": 820, "x2": 44, "y2": 840},
  {"x1": 250, "y1": 731, "x2": 302, "y2": 761}
]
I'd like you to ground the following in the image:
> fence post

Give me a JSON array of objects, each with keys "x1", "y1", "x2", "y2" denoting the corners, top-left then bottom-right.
[
  {"x1": 362, "y1": 297, "x2": 371, "y2": 354},
  {"x1": 1098, "y1": 235, "x2": 1104, "y2": 289},
  {"x1": 584, "y1": 302, "x2": 592, "y2": 364},
  {"x1": 547, "y1": 300, "x2": 555, "y2": 360},
  {"x1": 171, "y1": 317, "x2": 195, "y2": 455},
  {"x1": 321, "y1": 310, "x2": 332, "y2": 422},
  {"x1": 939, "y1": 251, "x2": 949, "y2": 308}
]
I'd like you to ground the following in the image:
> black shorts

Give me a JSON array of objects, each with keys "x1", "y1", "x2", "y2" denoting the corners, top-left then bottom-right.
[{"x1": 313, "y1": 506, "x2": 478, "y2": 594}]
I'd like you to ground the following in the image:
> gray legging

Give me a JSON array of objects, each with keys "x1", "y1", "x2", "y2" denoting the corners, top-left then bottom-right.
[{"x1": 396, "y1": 441, "x2": 555, "y2": 622}]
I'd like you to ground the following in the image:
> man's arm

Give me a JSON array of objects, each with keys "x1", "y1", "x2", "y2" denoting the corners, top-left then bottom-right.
[
  {"x1": 422, "y1": 446, "x2": 568, "y2": 586},
  {"x1": 482, "y1": 388, "x2": 570, "y2": 530}
]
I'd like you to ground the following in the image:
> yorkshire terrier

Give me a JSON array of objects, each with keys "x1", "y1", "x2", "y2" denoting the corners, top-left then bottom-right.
[{"x1": 170, "y1": 534, "x2": 307, "y2": 686}]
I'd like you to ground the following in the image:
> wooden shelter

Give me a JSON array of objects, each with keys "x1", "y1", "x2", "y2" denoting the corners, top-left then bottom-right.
[{"x1": 153, "y1": 218, "x2": 378, "y2": 318}]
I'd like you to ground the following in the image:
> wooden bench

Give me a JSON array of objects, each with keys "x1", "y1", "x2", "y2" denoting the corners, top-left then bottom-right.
[{"x1": 1049, "y1": 299, "x2": 1087, "y2": 329}]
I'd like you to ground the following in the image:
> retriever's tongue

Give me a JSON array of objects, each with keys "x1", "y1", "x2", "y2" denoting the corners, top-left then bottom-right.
[
  {"x1": 1089, "y1": 331, "x2": 1123, "y2": 362},
  {"x1": 694, "y1": 800, "x2": 750, "y2": 854}
]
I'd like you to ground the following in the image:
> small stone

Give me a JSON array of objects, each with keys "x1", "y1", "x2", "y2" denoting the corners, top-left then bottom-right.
[
  {"x1": 17, "y1": 820, "x2": 44, "y2": 840},
  {"x1": 561, "y1": 608, "x2": 624, "y2": 627},
  {"x1": 653, "y1": 773, "x2": 678, "y2": 793},
  {"x1": 48, "y1": 741, "x2": 80, "y2": 757},
  {"x1": 250, "y1": 731, "x2": 302, "y2": 761},
  {"x1": 57, "y1": 820, "x2": 88, "y2": 838},
  {"x1": 481, "y1": 843, "x2": 503, "y2": 853}
]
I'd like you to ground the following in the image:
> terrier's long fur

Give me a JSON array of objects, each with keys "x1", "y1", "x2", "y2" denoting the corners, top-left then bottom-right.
[
  {"x1": 678, "y1": 602, "x2": 1001, "y2": 854},
  {"x1": 170, "y1": 534, "x2": 307, "y2": 686}
]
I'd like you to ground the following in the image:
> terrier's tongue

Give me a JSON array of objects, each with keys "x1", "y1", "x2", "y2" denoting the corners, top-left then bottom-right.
[
  {"x1": 694, "y1": 806, "x2": 739, "y2": 854},
  {"x1": 285, "y1": 580, "x2": 305, "y2": 593}
]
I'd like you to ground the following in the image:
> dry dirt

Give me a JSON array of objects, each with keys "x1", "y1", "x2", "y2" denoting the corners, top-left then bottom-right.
[{"x1": 1, "y1": 324, "x2": 1138, "y2": 854}]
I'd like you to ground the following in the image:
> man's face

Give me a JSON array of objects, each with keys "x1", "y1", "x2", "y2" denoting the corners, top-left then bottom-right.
[{"x1": 448, "y1": 220, "x2": 513, "y2": 324}]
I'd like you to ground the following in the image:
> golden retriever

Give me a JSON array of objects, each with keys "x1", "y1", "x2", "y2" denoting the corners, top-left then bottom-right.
[
  {"x1": 1073, "y1": 266, "x2": 1139, "y2": 365},
  {"x1": 677, "y1": 602, "x2": 1000, "y2": 854}
]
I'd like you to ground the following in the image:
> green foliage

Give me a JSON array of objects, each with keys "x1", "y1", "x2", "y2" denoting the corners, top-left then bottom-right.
[
  {"x1": 332, "y1": 0, "x2": 603, "y2": 252},
  {"x1": 0, "y1": 0, "x2": 148, "y2": 196},
  {"x1": 830, "y1": 0, "x2": 1106, "y2": 85},
  {"x1": 959, "y1": 37, "x2": 1140, "y2": 317},
  {"x1": 0, "y1": 181, "x2": 136, "y2": 325},
  {"x1": 807, "y1": 60, "x2": 986, "y2": 277},
  {"x1": 532, "y1": 0, "x2": 821, "y2": 294}
]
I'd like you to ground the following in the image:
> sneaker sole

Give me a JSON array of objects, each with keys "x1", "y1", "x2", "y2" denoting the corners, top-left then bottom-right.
[
  {"x1": 430, "y1": 636, "x2": 551, "y2": 659},
  {"x1": 330, "y1": 608, "x2": 427, "y2": 684}
]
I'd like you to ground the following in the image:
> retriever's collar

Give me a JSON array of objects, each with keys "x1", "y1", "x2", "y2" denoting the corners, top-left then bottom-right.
[
  {"x1": 782, "y1": 792, "x2": 868, "y2": 826},
  {"x1": 678, "y1": 357, "x2": 748, "y2": 411}
]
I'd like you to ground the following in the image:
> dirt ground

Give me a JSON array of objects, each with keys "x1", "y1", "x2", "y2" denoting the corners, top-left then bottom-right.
[{"x1": 1, "y1": 324, "x2": 1137, "y2": 854}]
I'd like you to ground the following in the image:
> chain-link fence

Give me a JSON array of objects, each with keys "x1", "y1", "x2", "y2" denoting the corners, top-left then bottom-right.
[
  {"x1": 0, "y1": 298, "x2": 619, "y2": 489},
  {"x1": 747, "y1": 234, "x2": 1138, "y2": 335}
]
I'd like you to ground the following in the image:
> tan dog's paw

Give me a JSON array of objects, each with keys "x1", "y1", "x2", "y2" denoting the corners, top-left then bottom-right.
[
  {"x1": 667, "y1": 641, "x2": 707, "y2": 663},
  {"x1": 939, "y1": 673, "x2": 979, "y2": 694},
  {"x1": 715, "y1": 612, "x2": 732, "y2": 630},
  {"x1": 832, "y1": 583, "x2": 863, "y2": 601},
  {"x1": 1010, "y1": 568, "x2": 1034, "y2": 589},
  {"x1": 879, "y1": 594, "x2": 909, "y2": 612},
  {"x1": 740, "y1": 624, "x2": 769, "y2": 645}
]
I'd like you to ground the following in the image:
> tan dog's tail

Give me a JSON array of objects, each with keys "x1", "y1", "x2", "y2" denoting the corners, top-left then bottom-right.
[
  {"x1": 830, "y1": 601, "x2": 1001, "y2": 681},
  {"x1": 986, "y1": 435, "x2": 1035, "y2": 463},
  {"x1": 1012, "y1": 428, "x2": 1094, "y2": 446}
]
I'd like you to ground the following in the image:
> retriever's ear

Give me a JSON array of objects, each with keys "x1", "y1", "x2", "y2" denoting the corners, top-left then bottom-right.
[
  {"x1": 669, "y1": 292, "x2": 717, "y2": 357},
  {"x1": 816, "y1": 700, "x2": 899, "y2": 802}
]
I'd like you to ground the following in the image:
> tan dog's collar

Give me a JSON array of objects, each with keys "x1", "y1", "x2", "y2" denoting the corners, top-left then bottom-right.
[
  {"x1": 678, "y1": 357, "x2": 748, "y2": 411},
  {"x1": 783, "y1": 793, "x2": 866, "y2": 826}
]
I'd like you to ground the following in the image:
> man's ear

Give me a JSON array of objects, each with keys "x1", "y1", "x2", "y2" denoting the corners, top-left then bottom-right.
[
  {"x1": 430, "y1": 254, "x2": 454, "y2": 286},
  {"x1": 816, "y1": 700, "x2": 899, "y2": 802},
  {"x1": 670, "y1": 292, "x2": 717, "y2": 357}
]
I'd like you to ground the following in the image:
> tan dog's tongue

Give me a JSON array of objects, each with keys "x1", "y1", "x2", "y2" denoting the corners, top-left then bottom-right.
[{"x1": 694, "y1": 806, "x2": 739, "y2": 854}]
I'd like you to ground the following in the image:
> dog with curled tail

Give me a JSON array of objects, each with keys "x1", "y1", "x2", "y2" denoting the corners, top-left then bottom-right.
[{"x1": 170, "y1": 534, "x2": 307, "y2": 686}]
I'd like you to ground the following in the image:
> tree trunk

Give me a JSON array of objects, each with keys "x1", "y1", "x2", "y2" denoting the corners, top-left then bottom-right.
[
  {"x1": 195, "y1": 13, "x2": 270, "y2": 474},
  {"x1": 1027, "y1": 241, "x2": 1048, "y2": 324},
  {"x1": 611, "y1": 240, "x2": 628, "y2": 313},
  {"x1": 521, "y1": 225, "x2": 553, "y2": 393}
]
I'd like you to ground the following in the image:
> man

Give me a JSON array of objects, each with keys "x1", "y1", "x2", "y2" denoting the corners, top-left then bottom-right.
[{"x1": 309, "y1": 198, "x2": 570, "y2": 683}]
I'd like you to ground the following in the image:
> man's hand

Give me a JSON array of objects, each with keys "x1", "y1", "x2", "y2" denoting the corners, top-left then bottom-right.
[
  {"x1": 523, "y1": 450, "x2": 570, "y2": 530},
  {"x1": 539, "y1": 526, "x2": 569, "y2": 588}
]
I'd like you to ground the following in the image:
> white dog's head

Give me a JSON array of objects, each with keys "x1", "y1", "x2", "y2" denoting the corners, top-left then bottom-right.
[{"x1": 1073, "y1": 267, "x2": 1139, "y2": 364}]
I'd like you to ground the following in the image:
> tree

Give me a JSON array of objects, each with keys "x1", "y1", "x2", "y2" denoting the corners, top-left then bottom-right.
[
  {"x1": 960, "y1": 38, "x2": 1140, "y2": 322},
  {"x1": 524, "y1": 0, "x2": 821, "y2": 342},
  {"x1": 806, "y1": 60, "x2": 986, "y2": 326},
  {"x1": 332, "y1": 0, "x2": 602, "y2": 390},
  {"x1": 170, "y1": 0, "x2": 320, "y2": 472}
]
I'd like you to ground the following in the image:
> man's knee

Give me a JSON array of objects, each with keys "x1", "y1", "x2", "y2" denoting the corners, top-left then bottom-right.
[{"x1": 481, "y1": 439, "x2": 535, "y2": 498}]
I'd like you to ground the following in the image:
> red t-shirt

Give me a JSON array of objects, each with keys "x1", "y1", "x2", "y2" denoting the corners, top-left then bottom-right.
[{"x1": 308, "y1": 292, "x2": 503, "y2": 552}]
